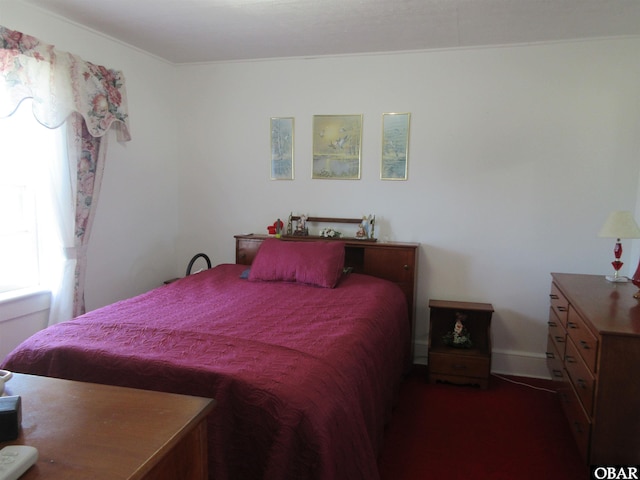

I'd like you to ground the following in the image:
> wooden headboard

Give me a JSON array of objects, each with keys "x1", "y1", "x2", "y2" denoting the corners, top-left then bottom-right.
[{"x1": 234, "y1": 234, "x2": 419, "y2": 355}]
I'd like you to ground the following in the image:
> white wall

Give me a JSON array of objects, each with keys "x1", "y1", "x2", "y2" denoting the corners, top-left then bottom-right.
[
  {"x1": 3, "y1": 1, "x2": 640, "y2": 376},
  {"x1": 176, "y1": 39, "x2": 640, "y2": 375}
]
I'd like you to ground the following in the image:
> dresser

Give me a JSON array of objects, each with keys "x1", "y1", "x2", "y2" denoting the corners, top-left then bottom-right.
[
  {"x1": 546, "y1": 273, "x2": 640, "y2": 465},
  {"x1": 1, "y1": 373, "x2": 215, "y2": 480},
  {"x1": 235, "y1": 234, "x2": 419, "y2": 351}
]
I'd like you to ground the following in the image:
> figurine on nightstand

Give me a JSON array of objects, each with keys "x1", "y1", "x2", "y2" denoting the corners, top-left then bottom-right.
[{"x1": 442, "y1": 312, "x2": 473, "y2": 348}]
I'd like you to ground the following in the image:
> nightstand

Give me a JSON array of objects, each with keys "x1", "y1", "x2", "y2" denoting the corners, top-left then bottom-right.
[{"x1": 428, "y1": 299, "x2": 493, "y2": 389}]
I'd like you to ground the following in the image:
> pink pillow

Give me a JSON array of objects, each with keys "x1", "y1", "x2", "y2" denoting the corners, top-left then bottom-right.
[{"x1": 248, "y1": 238, "x2": 345, "y2": 288}]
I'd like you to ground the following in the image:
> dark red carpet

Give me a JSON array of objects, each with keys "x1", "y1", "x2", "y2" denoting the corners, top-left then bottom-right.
[{"x1": 378, "y1": 367, "x2": 589, "y2": 479}]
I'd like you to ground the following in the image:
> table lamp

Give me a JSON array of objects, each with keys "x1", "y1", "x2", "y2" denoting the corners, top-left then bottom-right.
[{"x1": 598, "y1": 211, "x2": 640, "y2": 282}]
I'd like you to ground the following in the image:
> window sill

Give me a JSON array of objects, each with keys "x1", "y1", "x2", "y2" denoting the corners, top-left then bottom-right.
[{"x1": 0, "y1": 287, "x2": 51, "y2": 324}]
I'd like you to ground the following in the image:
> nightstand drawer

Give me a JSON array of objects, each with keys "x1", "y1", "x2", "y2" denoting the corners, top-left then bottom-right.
[{"x1": 429, "y1": 351, "x2": 490, "y2": 378}]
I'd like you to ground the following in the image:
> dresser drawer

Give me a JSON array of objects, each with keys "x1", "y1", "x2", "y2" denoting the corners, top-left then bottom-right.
[
  {"x1": 546, "y1": 335, "x2": 566, "y2": 381},
  {"x1": 558, "y1": 380, "x2": 591, "y2": 463},
  {"x1": 547, "y1": 306, "x2": 567, "y2": 359},
  {"x1": 565, "y1": 337, "x2": 595, "y2": 416},
  {"x1": 549, "y1": 282, "x2": 569, "y2": 324},
  {"x1": 566, "y1": 306, "x2": 598, "y2": 372}
]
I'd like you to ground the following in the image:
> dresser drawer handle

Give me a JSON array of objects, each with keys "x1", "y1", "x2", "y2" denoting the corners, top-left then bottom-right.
[
  {"x1": 552, "y1": 369, "x2": 563, "y2": 378},
  {"x1": 547, "y1": 321, "x2": 557, "y2": 328},
  {"x1": 576, "y1": 378, "x2": 588, "y2": 389},
  {"x1": 554, "y1": 336, "x2": 565, "y2": 343},
  {"x1": 573, "y1": 421, "x2": 584, "y2": 434},
  {"x1": 452, "y1": 364, "x2": 467, "y2": 370},
  {"x1": 567, "y1": 322, "x2": 577, "y2": 329},
  {"x1": 550, "y1": 294, "x2": 559, "y2": 300},
  {"x1": 546, "y1": 352, "x2": 555, "y2": 359},
  {"x1": 403, "y1": 264, "x2": 409, "y2": 271},
  {"x1": 579, "y1": 340, "x2": 590, "y2": 350},
  {"x1": 565, "y1": 355, "x2": 576, "y2": 364},
  {"x1": 557, "y1": 306, "x2": 568, "y2": 313}
]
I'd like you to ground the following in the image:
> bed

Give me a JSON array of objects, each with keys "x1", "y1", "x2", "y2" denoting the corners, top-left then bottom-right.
[{"x1": 2, "y1": 238, "x2": 417, "y2": 480}]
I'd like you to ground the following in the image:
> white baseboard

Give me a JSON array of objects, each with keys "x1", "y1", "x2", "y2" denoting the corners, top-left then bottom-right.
[
  {"x1": 413, "y1": 339, "x2": 429, "y2": 366},
  {"x1": 490, "y1": 349, "x2": 550, "y2": 379},
  {"x1": 412, "y1": 340, "x2": 551, "y2": 380}
]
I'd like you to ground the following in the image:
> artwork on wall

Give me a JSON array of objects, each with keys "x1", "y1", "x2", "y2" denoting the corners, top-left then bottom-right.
[
  {"x1": 381, "y1": 112, "x2": 410, "y2": 180},
  {"x1": 270, "y1": 117, "x2": 294, "y2": 180},
  {"x1": 312, "y1": 114, "x2": 362, "y2": 179}
]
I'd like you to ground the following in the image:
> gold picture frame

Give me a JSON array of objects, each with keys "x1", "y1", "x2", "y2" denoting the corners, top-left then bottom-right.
[
  {"x1": 270, "y1": 117, "x2": 294, "y2": 180},
  {"x1": 381, "y1": 112, "x2": 410, "y2": 180},
  {"x1": 312, "y1": 114, "x2": 362, "y2": 179}
]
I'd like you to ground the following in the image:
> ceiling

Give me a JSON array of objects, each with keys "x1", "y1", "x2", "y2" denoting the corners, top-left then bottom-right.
[{"x1": 20, "y1": 0, "x2": 640, "y2": 64}]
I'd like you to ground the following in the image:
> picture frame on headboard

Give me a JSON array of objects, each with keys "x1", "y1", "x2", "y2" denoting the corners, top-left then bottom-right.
[
  {"x1": 381, "y1": 112, "x2": 410, "y2": 180},
  {"x1": 270, "y1": 117, "x2": 294, "y2": 180},
  {"x1": 312, "y1": 114, "x2": 362, "y2": 180}
]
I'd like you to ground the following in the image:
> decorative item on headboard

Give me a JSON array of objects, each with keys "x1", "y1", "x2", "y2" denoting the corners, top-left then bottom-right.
[
  {"x1": 285, "y1": 213, "x2": 376, "y2": 240},
  {"x1": 267, "y1": 219, "x2": 284, "y2": 237},
  {"x1": 289, "y1": 213, "x2": 308, "y2": 236}
]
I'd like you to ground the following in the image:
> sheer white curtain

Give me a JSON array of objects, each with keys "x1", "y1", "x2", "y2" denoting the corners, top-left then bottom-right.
[{"x1": 38, "y1": 119, "x2": 76, "y2": 325}]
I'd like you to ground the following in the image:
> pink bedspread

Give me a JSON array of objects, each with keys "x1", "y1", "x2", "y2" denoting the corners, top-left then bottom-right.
[{"x1": 2, "y1": 264, "x2": 410, "y2": 480}]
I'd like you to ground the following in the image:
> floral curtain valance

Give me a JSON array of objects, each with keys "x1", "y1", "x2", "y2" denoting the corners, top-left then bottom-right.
[{"x1": 0, "y1": 25, "x2": 131, "y2": 142}]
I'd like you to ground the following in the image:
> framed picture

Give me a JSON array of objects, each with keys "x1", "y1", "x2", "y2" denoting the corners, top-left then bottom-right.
[
  {"x1": 381, "y1": 112, "x2": 410, "y2": 180},
  {"x1": 312, "y1": 114, "x2": 362, "y2": 179},
  {"x1": 270, "y1": 117, "x2": 294, "y2": 180}
]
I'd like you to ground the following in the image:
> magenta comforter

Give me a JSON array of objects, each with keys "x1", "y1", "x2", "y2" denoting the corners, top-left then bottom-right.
[{"x1": 2, "y1": 264, "x2": 410, "y2": 480}]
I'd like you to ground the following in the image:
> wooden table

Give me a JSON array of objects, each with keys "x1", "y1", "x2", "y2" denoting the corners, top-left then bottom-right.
[{"x1": 0, "y1": 373, "x2": 215, "y2": 479}]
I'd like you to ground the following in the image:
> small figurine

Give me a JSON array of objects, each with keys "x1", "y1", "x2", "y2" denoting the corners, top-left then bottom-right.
[
  {"x1": 442, "y1": 312, "x2": 473, "y2": 348},
  {"x1": 294, "y1": 214, "x2": 308, "y2": 236},
  {"x1": 356, "y1": 215, "x2": 372, "y2": 239}
]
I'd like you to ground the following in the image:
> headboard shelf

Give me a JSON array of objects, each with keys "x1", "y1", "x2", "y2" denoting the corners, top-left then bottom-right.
[
  {"x1": 281, "y1": 235, "x2": 376, "y2": 242},
  {"x1": 287, "y1": 214, "x2": 375, "y2": 240},
  {"x1": 289, "y1": 215, "x2": 362, "y2": 224}
]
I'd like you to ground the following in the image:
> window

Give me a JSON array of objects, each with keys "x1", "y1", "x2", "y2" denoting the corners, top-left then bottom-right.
[{"x1": 0, "y1": 101, "x2": 64, "y2": 294}]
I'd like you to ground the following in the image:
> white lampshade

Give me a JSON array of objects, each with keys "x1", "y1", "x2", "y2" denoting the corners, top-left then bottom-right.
[{"x1": 598, "y1": 211, "x2": 640, "y2": 239}]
